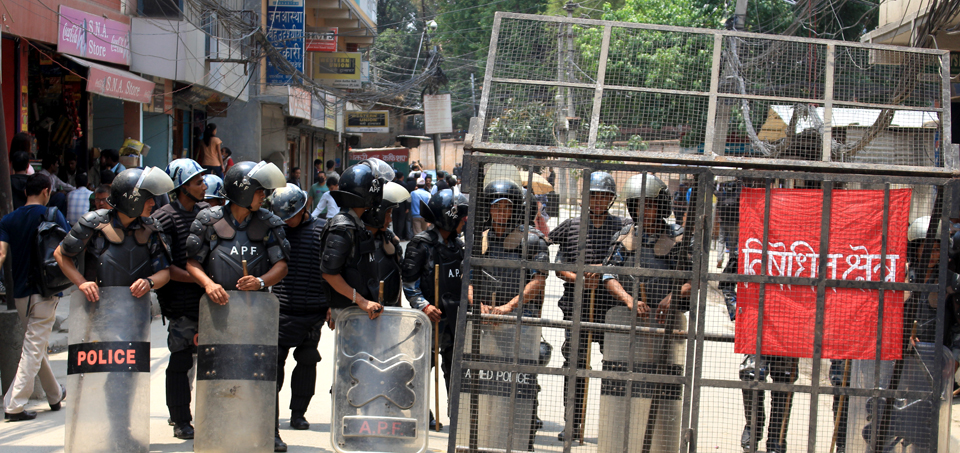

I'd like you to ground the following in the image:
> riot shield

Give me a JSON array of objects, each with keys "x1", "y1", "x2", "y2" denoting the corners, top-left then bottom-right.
[
  {"x1": 65, "y1": 287, "x2": 152, "y2": 453},
  {"x1": 455, "y1": 316, "x2": 540, "y2": 452},
  {"x1": 844, "y1": 343, "x2": 954, "y2": 453},
  {"x1": 194, "y1": 290, "x2": 280, "y2": 453},
  {"x1": 597, "y1": 305, "x2": 686, "y2": 453},
  {"x1": 332, "y1": 307, "x2": 431, "y2": 453}
]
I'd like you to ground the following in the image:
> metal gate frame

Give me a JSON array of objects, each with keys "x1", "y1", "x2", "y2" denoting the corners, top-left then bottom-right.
[{"x1": 447, "y1": 153, "x2": 956, "y2": 453}]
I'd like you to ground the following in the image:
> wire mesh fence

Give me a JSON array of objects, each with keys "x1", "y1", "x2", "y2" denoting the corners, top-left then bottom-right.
[
  {"x1": 447, "y1": 154, "x2": 956, "y2": 453},
  {"x1": 470, "y1": 13, "x2": 955, "y2": 173}
]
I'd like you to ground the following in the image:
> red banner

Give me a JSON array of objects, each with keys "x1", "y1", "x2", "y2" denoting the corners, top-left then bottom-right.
[{"x1": 733, "y1": 188, "x2": 911, "y2": 360}]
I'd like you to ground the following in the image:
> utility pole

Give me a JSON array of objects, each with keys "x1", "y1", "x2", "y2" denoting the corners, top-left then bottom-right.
[
  {"x1": 710, "y1": 0, "x2": 749, "y2": 156},
  {"x1": 470, "y1": 73, "x2": 478, "y2": 117}
]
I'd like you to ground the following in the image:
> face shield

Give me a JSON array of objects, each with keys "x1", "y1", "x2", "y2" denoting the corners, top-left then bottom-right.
[
  {"x1": 248, "y1": 161, "x2": 287, "y2": 195},
  {"x1": 362, "y1": 158, "x2": 396, "y2": 182},
  {"x1": 135, "y1": 166, "x2": 175, "y2": 197},
  {"x1": 383, "y1": 181, "x2": 411, "y2": 207}
]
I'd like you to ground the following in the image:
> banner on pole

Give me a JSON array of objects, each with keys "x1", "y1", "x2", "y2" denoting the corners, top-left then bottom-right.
[
  {"x1": 424, "y1": 94, "x2": 452, "y2": 135},
  {"x1": 733, "y1": 188, "x2": 911, "y2": 360}
]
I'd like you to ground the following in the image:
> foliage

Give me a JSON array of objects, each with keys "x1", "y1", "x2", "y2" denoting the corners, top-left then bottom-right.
[
  {"x1": 378, "y1": 0, "x2": 420, "y2": 33},
  {"x1": 487, "y1": 99, "x2": 557, "y2": 146},
  {"x1": 627, "y1": 135, "x2": 648, "y2": 151},
  {"x1": 596, "y1": 123, "x2": 619, "y2": 148}
]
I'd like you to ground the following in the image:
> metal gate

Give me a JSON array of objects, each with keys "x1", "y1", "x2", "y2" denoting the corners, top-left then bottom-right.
[{"x1": 446, "y1": 12, "x2": 958, "y2": 453}]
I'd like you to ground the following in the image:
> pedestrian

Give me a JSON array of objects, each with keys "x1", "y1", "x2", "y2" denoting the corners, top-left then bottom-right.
[
  {"x1": 184, "y1": 160, "x2": 290, "y2": 452},
  {"x1": 425, "y1": 173, "x2": 436, "y2": 195},
  {"x1": 9, "y1": 132, "x2": 35, "y2": 177},
  {"x1": 99, "y1": 148, "x2": 126, "y2": 175},
  {"x1": 1, "y1": 173, "x2": 69, "y2": 422},
  {"x1": 319, "y1": 163, "x2": 386, "y2": 322},
  {"x1": 361, "y1": 180, "x2": 410, "y2": 306},
  {"x1": 10, "y1": 151, "x2": 30, "y2": 209},
  {"x1": 198, "y1": 124, "x2": 223, "y2": 177},
  {"x1": 287, "y1": 167, "x2": 302, "y2": 188},
  {"x1": 267, "y1": 184, "x2": 328, "y2": 437},
  {"x1": 65, "y1": 173, "x2": 92, "y2": 225},
  {"x1": 202, "y1": 174, "x2": 225, "y2": 207},
  {"x1": 220, "y1": 147, "x2": 234, "y2": 173},
  {"x1": 452, "y1": 162, "x2": 462, "y2": 178},
  {"x1": 54, "y1": 168, "x2": 173, "y2": 450},
  {"x1": 58, "y1": 153, "x2": 78, "y2": 187},
  {"x1": 401, "y1": 189, "x2": 468, "y2": 428},
  {"x1": 307, "y1": 174, "x2": 327, "y2": 212},
  {"x1": 313, "y1": 159, "x2": 323, "y2": 182},
  {"x1": 548, "y1": 171, "x2": 630, "y2": 442},
  {"x1": 310, "y1": 175, "x2": 339, "y2": 220},
  {"x1": 325, "y1": 160, "x2": 339, "y2": 180},
  {"x1": 151, "y1": 159, "x2": 209, "y2": 440},
  {"x1": 39, "y1": 155, "x2": 75, "y2": 213},
  {"x1": 92, "y1": 184, "x2": 111, "y2": 211},
  {"x1": 411, "y1": 178, "x2": 431, "y2": 234}
]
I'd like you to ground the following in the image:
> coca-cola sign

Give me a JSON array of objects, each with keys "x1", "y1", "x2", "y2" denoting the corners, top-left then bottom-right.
[{"x1": 58, "y1": 6, "x2": 131, "y2": 66}]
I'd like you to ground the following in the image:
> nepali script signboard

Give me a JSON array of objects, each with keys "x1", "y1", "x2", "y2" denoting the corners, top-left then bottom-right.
[
  {"x1": 733, "y1": 188, "x2": 911, "y2": 360},
  {"x1": 266, "y1": 0, "x2": 305, "y2": 85}
]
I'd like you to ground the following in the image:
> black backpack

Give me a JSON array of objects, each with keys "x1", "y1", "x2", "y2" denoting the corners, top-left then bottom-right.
[{"x1": 33, "y1": 207, "x2": 74, "y2": 297}]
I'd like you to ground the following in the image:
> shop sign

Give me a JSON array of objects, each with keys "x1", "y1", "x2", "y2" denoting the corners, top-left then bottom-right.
[
  {"x1": 266, "y1": 0, "x2": 305, "y2": 85},
  {"x1": 348, "y1": 148, "x2": 408, "y2": 165},
  {"x1": 289, "y1": 87, "x2": 311, "y2": 119},
  {"x1": 345, "y1": 110, "x2": 389, "y2": 133},
  {"x1": 58, "y1": 5, "x2": 131, "y2": 66},
  {"x1": 86, "y1": 65, "x2": 154, "y2": 104},
  {"x1": 311, "y1": 97, "x2": 325, "y2": 128},
  {"x1": 313, "y1": 52, "x2": 362, "y2": 89},
  {"x1": 306, "y1": 28, "x2": 337, "y2": 52}
]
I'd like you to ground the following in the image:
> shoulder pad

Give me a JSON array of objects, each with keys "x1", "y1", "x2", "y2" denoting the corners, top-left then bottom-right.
[
  {"x1": 327, "y1": 212, "x2": 358, "y2": 231},
  {"x1": 141, "y1": 215, "x2": 158, "y2": 228},
  {"x1": 411, "y1": 230, "x2": 437, "y2": 246},
  {"x1": 618, "y1": 223, "x2": 634, "y2": 237},
  {"x1": 265, "y1": 212, "x2": 286, "y2": 229},
  {"x1": 78, "y1": 209, "x2": 111, "y2": 229},
  {"x1": 196, "y1": 206, "x2": 224, "y2": 226},
  {"x1": 615, "y1": 225, "x2": 638, "y2": 252},
  {"x1": 666, "y1": 222, "x2": 684, "y2": 238}
]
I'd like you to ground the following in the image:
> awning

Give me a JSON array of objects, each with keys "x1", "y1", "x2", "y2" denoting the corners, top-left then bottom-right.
[{"x1": 64, "y1": 55, "x2": 155, "y2": 104}]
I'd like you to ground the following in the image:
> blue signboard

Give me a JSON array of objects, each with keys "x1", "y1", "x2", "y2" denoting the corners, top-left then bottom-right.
[{"x1": 266, "y1": 0, "x2": 304, "y2": 85}]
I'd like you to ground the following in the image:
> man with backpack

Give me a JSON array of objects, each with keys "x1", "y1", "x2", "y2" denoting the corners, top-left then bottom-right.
[{"x1": 2, "y1": 173, "x2": 69, "y2": 421}]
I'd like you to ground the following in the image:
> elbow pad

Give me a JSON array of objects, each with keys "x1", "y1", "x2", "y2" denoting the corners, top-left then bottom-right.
[{"x1": 320, "y1": 231, "x2": 353, "y2": 274}]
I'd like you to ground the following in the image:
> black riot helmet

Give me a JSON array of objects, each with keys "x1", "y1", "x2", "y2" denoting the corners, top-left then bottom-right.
[
  {"x1": 588, "y1": 171, "x2": 617, "y2": 212},
  {"x1": 362, "y1": 181, "x2": 411, "y2": 228},
  {"x1": 267, "y1": 183, "x2": 308, "y2": 221},
  {"x1": 222, "y1": 161, "x2": 287, "y2": 209},
  {"x1": 109, "y1": 167, "x2": 175, "y2": 218},
  {"x1": 421, "y1": 189, "x2": 469, "y2": 232},
  {"x1": 330, "y1": 164, "x2": 386, "y2": 209},
  {"x1": 480, "y1": 179, "x2": 524, "y2": 225}
]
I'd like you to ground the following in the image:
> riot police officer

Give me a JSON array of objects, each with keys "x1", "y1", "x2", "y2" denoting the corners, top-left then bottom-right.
[
  {"x1": 203, "y1": 174, "x2": 225, "y2": 207},
  {"x1": 600, "y1": 173, "x2": 691, "y2": 453},
  {"x1": 549, "y1": 171, "x2": 630, "y2": 442},
  {"x1": 267, "y1": 184, "x2": 328, "y2": 435},
  {"x1": 185, "y1": 160, "x2": 290, "y2": 452},
  {"x1": 361, "y1": 181, "x2": 411, "y2": 306},
  {"x1": 152, "y1": 158, "x2": 209, "y2": 440},
  {"x1": 401, "y1": 189, "x2": 468, "y2": 427},
  {"x1": 319, "y1": 163, "x2": 388, "y2": 321},
  {"x1": 55, "y1": 167, "x2": 174, "y2": 452}
]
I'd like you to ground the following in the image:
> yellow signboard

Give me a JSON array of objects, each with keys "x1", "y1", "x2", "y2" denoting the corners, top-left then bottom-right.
[{"x1": 313, "y1": 52, "x2": 362, "y2": 89}]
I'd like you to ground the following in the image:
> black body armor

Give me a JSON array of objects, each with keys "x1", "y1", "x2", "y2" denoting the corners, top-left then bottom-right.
[
  {"x1": 402, "y1": 229, "x2": 464, "y2": 313},
  {"x1": 186, "y1": 206, "x2": 289, "y2": 290},
  {"x1": 152, "y1": 200, "x2": 209, "y2": 319},
  {"x1": 373, "y1": 229, "x2": 403, "y2": 306},
  {"x1": 274, "y1": 215, "x2": 327, "y2": 316},
  {"x1": 605, "y1": 224, "x2": 691, "y2": 314},
  {"x1": 319, "y1": 211, "x2": 378, "y2": 308},
  {"x1": 475, "y1": 226, "x2": 550, "y2": 314},
  {"x1": 60, "y1": 209, "x2": 170, "y2": 287}
]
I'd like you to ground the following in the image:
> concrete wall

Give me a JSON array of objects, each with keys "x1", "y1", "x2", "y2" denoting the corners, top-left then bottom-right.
[
  {"x1": 261, "y1": 104, "x2": 288, "y2": 166},
  {"x1": 92, "y1": 95, "x2": 124, "y2": 151},
  {"x1": 216, "y1": 100, "x2": 263, "y2": 162}
]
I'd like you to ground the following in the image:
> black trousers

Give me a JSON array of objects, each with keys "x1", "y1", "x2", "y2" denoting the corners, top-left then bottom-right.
[
  {"x1": 740, "y1": 355, "x2": 799, "y2": 451},
  {"x1": 276, "y1": 316, "x2": 323, "y2": 426}
]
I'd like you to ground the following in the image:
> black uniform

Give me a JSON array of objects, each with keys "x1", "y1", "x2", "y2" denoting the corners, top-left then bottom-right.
[
  {"x1": 59, "y1": 209, "x2": 170, "y2": 447},
  {"x1": 319, "y1": 210, "x2": 378, "y2": 309},
  {"x1": 548, "y1": 213, "x2": 629, "y2": 434},
  {"x1": 401, "y1": 227, "x2": 464, "y2": 391},
  {"x1": 151, "y1": 199, "x2": 209, "y2": 426},
  {"x1": 186, "y1": 205, "x2": 289, "y2": 286},
  {"x1": 373, "y1": 228, "x2": 404, "y2": 306},
  {"x1": 273, "y1": 215, "x2": 327, "y2": 420}
]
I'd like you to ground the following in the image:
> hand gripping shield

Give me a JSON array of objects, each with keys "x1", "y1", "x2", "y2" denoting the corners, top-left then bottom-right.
[
  {"x1": 332, "y1": 307, "x2": 431, "y2": 453},
  {"x1": 598, "y1": 305, "x2": 686, "y2": 453},
  {"x1": 65, "y1": 287, "x2": 152, "y2": 453},
  {"x1": 194, "y1": 291, "x2": 280, "y2": 453}
]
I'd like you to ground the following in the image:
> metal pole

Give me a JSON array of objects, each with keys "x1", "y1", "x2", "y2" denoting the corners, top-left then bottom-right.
[
  {"x1": 434, "y1": 264, "x2": 441, "y2": 431},
  {"x1": 564, "y1": 2, "x2": 577, "y2": 146},
  {"x1": 710, "y1": 0, "x2": 749, "y2": 156},
  {"x1": 470, "y1": 73, "x2": 478, "y2": 118},
  {"x1": 411, "y1": 29, "x2": 426, "y2": 80}
]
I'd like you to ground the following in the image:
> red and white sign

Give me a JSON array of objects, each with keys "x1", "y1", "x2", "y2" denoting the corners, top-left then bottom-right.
[
  {"x1": 348, "y1": 149, "x2": 409, "y2": 164},
  {"x1": 733, "y1": 188, "x2": 911, "y2": 361},
  {"x1": 306, "y1": 28, "x2": 338, "y2": 52},
  {"x1": 58, "y1": 5, "x2": 131, "y2": 66},
  {"x1": 65, "y1": 55, "x2": 155, "y2": 103}
]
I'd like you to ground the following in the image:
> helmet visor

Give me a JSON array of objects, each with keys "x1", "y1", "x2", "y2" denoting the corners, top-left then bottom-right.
[
  {"x1": 135, "y1": 166, "x2": 175, "y2": 197},
  {"x1": 383, "y1": 181, "x2": 411, "y2": 205},
  {"x1": 248, "y1": 161, "x2": 287, "y2": 191},
  {"x1": 363, "y1": 158, "x2": 396, "y2": 182}
]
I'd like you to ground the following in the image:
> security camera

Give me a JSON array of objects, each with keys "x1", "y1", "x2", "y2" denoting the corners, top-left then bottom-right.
[{"x1": 427, "y1": 20, "x2": 438, "y2": 32}]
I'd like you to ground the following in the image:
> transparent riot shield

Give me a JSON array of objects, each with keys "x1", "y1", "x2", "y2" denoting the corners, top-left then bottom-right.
[
  {"x1": 65, "y1": 287, "x2": 152, "y2": 453},
  {"x1": 598, "y1": 305, "x2": 686, "y2": 453},
  {"x1": 194, "y1": 291, "x2": 280, "y2": 453},
  {"x1": 844, "y1": 343, "x2": 954, "y2": 453},
  {"x1": 455, "y1": 316, "x2": 540, "y2": 452},
  {"x1": 332, "y1": 307, "x2": 431, "y2": 453}
]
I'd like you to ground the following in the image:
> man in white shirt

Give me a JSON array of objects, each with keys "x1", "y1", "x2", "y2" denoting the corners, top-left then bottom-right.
[{"x1": 310, "y1": 175, "x2": 340, "y2": 220}]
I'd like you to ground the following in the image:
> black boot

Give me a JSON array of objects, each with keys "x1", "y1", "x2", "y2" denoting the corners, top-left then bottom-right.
[
  {"x1": 173, "y1": 423, "x2": 195, "y2": 439},
  {"x1": 274, "y1": 431, "x2": 288, "y2": 452},
  {"x1": 290, "y1": 411, "x2": 309, "y2": 430}
]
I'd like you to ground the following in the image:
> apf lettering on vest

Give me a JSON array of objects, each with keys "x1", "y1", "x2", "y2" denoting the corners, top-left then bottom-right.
[{"x1": 229, "y1": 245, "x2": 258, "y2": 256}]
